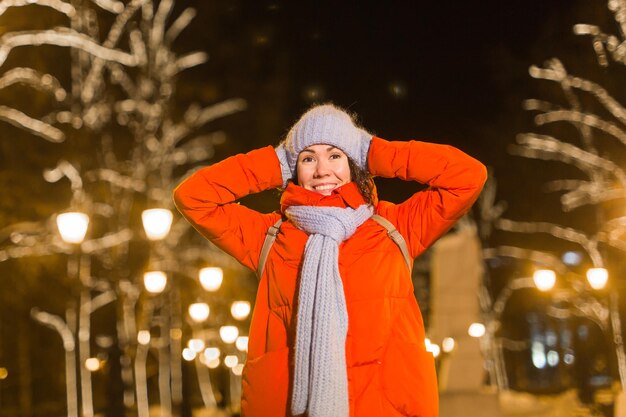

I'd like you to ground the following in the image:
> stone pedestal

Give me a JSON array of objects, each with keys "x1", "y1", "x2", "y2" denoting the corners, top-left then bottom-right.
[
  {"x1": 430, "y1": 226, "x2": 502, "y2": 416},
  {"x1": 440, "y1": 390, "x2": 501, "y2": 417},
  {"x1": 430, "y1": 226, "x2": 484, "y2": 390},
  {"x1": 615, "y1": 391, "x2": 626, "y2": 417}
]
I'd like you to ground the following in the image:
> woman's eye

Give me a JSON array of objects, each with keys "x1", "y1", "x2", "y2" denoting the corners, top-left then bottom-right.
[
  {"x1": 301, "y1": 156, "x2": 314, "y2": 163},
  {"x1": 330, "y1": 153, "x2": 342, "y2": 160}
]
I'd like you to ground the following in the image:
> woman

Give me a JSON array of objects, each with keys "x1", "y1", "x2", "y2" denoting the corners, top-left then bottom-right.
[{"x1": 174, "y1": 104, "x2": 487, "y2": 417}]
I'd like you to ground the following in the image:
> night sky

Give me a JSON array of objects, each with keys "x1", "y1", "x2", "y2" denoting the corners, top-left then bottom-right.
[{"x1": 177, "y1": 0, "x2": 602, "y2": 224}]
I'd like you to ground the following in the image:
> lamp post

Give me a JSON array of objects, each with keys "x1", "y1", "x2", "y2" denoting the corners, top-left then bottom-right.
[
  {"x1": 488, "y1": 264, "x2": 624, "y2": 404},
  {"x1": 57, "y1": 211, "x2": 92, "y2": 417},
  {"x1": 487, "y1": 276, "x2": 547, "y2": 390},
  {"x1": 137, "y1": 208, "x2": 175, "y2": 417},
  {"x1": 182, "y1": 290, "x2": 252, "y2": 412},
  {"x1": 30, "y1": 308, "x2": 79, "y2": 417}
]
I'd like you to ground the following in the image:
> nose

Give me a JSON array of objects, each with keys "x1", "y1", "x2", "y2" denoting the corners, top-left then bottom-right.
[{"x1": 313, "y1": 159, "x2": 330, "y2": 178}]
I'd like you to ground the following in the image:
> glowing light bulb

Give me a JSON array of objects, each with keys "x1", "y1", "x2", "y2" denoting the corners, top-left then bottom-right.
[
  {"x1": 188, "y1": 303, "x2": 210, "y2": 322},
  {"x1": 85, "y1": 358, "x2": 100, "y2": 372},
  {"x1": 468, "y1": 323, "x2": 486, "y2": 338},
  {"x1": 188, "y1": 338, "x2": 205, "y2": 353},
  {"x1": 533, "y1": 269, "x2": 556, "y2": 291},
  {"x1": 141, "y1": 209, "x2": 173, "y2": 240},
  {"x1": 56, "y1": 212, "x2": 89, "y2": 243},
  {"x1": 199, "y1": 267, "x2": 223, "y2": 291},
  {"x1": 231, "y1": 301, "x2": 251, "y2": 320},
  {"x1": 442, "y1": 337, "x2": 455, "y2": 353},
  {"x1": 143, "y1": 271, "x2": 167, "y2": 293},
  {"x1": 219, "y1": 326, "x2": 238, "y2": 343},
  {"x1": 236, "y1": 336, "x2": 249, "y2": 352},
  {"x1": 224, "y1": 355, "x2": 238, "y2": 368},
  {"x1": 587, "y1": 268, "x2": 608, "y2": 290},
  {"x1": 182, "y1": 348, "x2": 196, "y2": 361}
]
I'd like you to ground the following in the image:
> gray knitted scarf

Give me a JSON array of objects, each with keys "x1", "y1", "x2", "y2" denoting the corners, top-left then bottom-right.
[{"x1": 285, "y1": 204, "x2": 373, "y2": 417}]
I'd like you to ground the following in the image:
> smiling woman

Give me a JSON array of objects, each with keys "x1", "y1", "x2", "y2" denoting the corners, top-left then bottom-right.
[
  {"x1": 174, "y1": 103, "x2": 487, "y2": 417},
  {"x1": 294, "y1": 145, "x2": 376, "y2": 204},
  {"x1": 295, "y1": 145, "x2": 351, "y2": 195}
]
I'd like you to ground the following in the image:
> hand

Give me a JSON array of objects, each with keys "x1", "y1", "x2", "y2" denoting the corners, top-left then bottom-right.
[{"x1": 274, "y1": 142, "x2": 293, "y2": 188}]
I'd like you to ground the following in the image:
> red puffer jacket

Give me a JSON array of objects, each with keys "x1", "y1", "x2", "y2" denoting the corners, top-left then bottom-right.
[{"x1": 174, "y1": 136, "x2": 487, "y2": 417}]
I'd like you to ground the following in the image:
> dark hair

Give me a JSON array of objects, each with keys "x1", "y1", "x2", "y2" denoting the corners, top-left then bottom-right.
[
  {"x1": 290, "y1": 157, "x2": 375, "y2": 205},
  {"x1": 348, "y1": 158, "x2": 375, "y2": 205}
]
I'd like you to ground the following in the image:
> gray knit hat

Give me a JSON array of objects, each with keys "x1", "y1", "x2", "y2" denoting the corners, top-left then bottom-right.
[{"x1": 275, "y1": 104, "x2": 372, "y2": 186}]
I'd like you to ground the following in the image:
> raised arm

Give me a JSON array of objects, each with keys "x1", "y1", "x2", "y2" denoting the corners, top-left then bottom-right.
[
  {"x1": 370, "y1": 137, "x2": 487, "y2": 258},
  {"x1": 173, "y1": 146, "x2": 283, "y2": 271}
]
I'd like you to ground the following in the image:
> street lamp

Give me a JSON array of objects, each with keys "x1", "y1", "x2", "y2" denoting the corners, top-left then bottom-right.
[
  {"x1": 199, "y1": 267, "x2": 223, "y2": 292},
  {"x1": 219, "y1": 326, "x2": 239, "y2": 344},
  {"x1": 442, "y1": 337, "x2": 456, "y2": 353},
  {"x1": 206, "y1": 358, "x2": 220, "y2": 369},
  {"x1": 468, "y1": 322, "x2": 486, "y2": 338},
  {"x1": 137, "y1": 330, "x2": 151, "y2": 346},
  {"x1": 182, "y1": 348, "x2": 196, "y2": 361},
  {"x1": 533, "y1": 269, "x2": 556, "y2": 291},
  {"x1": 586, "y1": 267, "x2": 608, "y2": 290},
  {"x1": 188, "y1": 339, "x2": 205, "y2": 353},
  {"x1": 56, "y1": 212, "x2": 89, "y2": 244},
  {"x1": 203, "y1": 347, "x2": 220, "y2": 362},
  {"x1": 235, "y1": 336, "x2": 248, "y2": 352},
  {"x1": 56, "y1": 211, "x2": 93, "y2": 417},
  {"x1": 143, "y1": 271, "x2": 167, "y2": 294},
  {"x1": 424, "y1": 339, "x2": 441, "y2": 358},
  {"x1": 140, "y1": 208, "x2": 176, "y2": 415},
  {"x1": 224, "y1": 355, "x2": 238, "y2": 368},
  {"x1": 230, "y1": 301, "x2": 251, "y2": 320},
  {"x1": 141, "y1": 208, "x2": 173, "y2": 241},
  {"x1": 188, "y1": 303, "x2": 210, "y2": 323},
  {"x1": 85, "y1": 358, "x2": 101, "y2": 372}
]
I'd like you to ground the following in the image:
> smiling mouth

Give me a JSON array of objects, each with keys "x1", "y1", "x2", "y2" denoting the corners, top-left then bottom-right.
[{"x1": 313, "y1": 184, "x2": 337, "y2": 192}]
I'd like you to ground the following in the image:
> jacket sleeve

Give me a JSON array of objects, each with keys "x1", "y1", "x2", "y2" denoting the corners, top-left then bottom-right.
[
  {"x1": 173, "y1": 146, "x2": 284, "y2": 271},
  {"x1": 370, "y1": 136, "x2": 487, "y2": 259}
]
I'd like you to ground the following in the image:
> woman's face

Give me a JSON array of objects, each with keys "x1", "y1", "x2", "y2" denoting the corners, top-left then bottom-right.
[{"x1": 296, "y1": 144, "x2": 351, "y2": 195}]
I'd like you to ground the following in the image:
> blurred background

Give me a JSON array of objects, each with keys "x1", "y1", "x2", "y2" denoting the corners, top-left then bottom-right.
[{"x1": 0, "y1": 0, "x2": 625, "y2": 416}]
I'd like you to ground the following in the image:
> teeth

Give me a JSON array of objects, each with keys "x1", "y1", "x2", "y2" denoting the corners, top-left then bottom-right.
[{"x1": 314, "y1": 184, "x2": 336, "y2": 191}]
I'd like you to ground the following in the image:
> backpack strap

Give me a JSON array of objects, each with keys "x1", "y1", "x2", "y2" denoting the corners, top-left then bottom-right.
[
  {"x1": 257, "y1": 218, "x2": 283, "y2": 279},
  {"x1": 256, "y1": 215, "x2": 412, "y2": 280},
  {"x1": 371, "y1": 214, "x2": 413, "y2": 273}
]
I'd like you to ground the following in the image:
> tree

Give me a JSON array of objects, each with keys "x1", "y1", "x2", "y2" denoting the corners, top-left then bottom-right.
[
  {"x1": 483, "y1": 0, "x2": 626, "y2": 405},
  {"x1": 0, "y1": 1, "x2": 249, "y2": 415}
]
